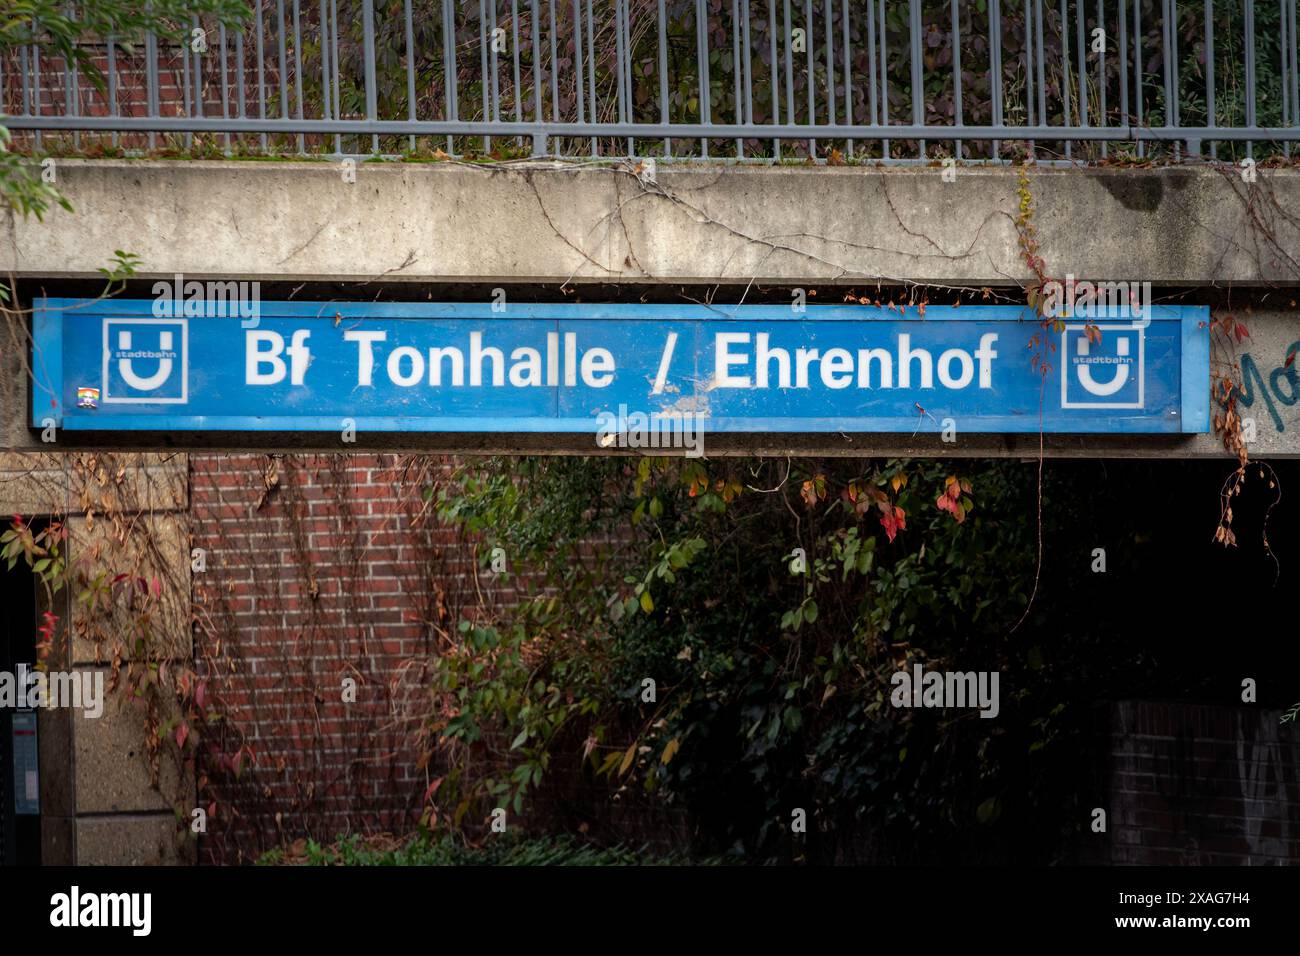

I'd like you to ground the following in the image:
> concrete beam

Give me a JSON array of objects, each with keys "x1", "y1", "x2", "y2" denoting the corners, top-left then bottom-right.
[{"x1": 4, "y1": 159, "x2": 1300, "y2": 287}]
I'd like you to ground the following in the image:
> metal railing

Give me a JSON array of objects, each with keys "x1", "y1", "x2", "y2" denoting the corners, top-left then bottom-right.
[{"x1": 4, "y1": 1, "x2": 1300, "y2": 163}]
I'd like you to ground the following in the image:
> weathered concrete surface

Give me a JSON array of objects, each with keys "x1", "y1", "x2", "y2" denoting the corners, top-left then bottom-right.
[
  {"x1": 73, "y1": 667, "x2": 194, "y2": 814},
  {"x1": 75, "y1": 815, "x2": 194, "y2": 865},
  {"x1": 3, "y1": 159, "x2": 1300, "y2": 286},
  {"x1": 66, "y1": 513, "x2": 192, "y2": 664}
]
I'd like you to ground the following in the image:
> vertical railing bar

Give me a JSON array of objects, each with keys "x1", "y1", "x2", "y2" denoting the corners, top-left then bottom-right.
[
  {"x1": 746, "y1": 0, "x2": 756, "y2": 147},
  {"x1": 866, "y1": 0, "x2": 877, "y2": 139},
  {"x1": 479, "y1": 0, "x2": 491, "y2": 155},
  {"x1": 192, "y1": 14, "x2": 205, "y2": 133},
  {"x1": 63, "y1": 5, "x2": 78, "y2": 152},
  {"x1": 330, "y1": 0, "x2": 341, "y2": 154},
  {"x1": 1036, "y1": 0, "x2": 1047, "y2": 154},
  {"x1": 784, "y1": 0, "x2": 795, "y2": 151},
  {"x1": 1118, "y1": 0, "x2": 1128, "y2": 148},
  {"x1": 625, "y1": 1, "x2": 635, "y2": 156},
  {"x1": 406, "y1": 0, "x2": 418, "y2": 152},
  {"x1": 991, "y1": 0, "x2": 1002, "y2": 159},
  {"x1": 182, "y1": 15, "x2": 193, "y2": 151},
  {"x1": 1291, "y1": 0, "x2": 1300, "y2": 152},
  {"x1": 448, "y1": 0, "x2": 461, "y2": 155},
  {"x1": 1245, "y1": 0, "x2": 1256, "y2": 159},
  {"x1": 952, "y1": 0, "x2": 964, "y2": 160},
  {"x1": 293, "y1": 0, "x2": 304, "y2": 154},
  {"x1": 659, "y1": 0, "x2": 670, "y2": 156},
  {"x1": 276, "y1": 0, "x2": 289, "y2": 160},
  {"x1": 530, "y1": 0, "x2": 542, "y2": 142},
  {"x1": 771, "y1": 0, "x2": 783, "y2": 159},
  {"x1": 256, "y1": 3, "x2": 266, "y2": 152},
  {"x1": 1132, "y1": 0, "x2": 1140, "y2": 157},
  {"x1": 1024, "y1": 0, "x2": 1036, "y2": 150},
  {"x1": 841, "y1": 0, "x2": 853, "y2": 157},
  {"x1": 361, "y1": 0, "x2": 377, "y2": 153},
  {"x1": 492, "y1": 1, "x2": 503, "y2": 135},
  {"x1": 571, "y1": 0, "x2": 585, "y2": 139},
  {"x1": 880, "y1": 0, "x2": 890, "y2": 157},
  {"x1": 699, "y1": 0, "x2": 711, "y2": 158},
  {"x1": 1203, "y1": 0, "x2": 1214, "y2": 159},
  {"x1": 805, "y1": 0, "x2": 815, "y2": 157},
  {"x1": 317, "y1": 0, "x2": 328, "y2": 141},
  {"x1": 1096, "y1": 0, "x2": 1105, "y2": 157},
  {"x1": 256, "y1": 4, "x2": 269, "y2": 149},
  {"x1": 1074, "y1": 0, "x2": 1086, "y2": 147},
  {"x1": 616, "y1": 0, "x2": 628, "y2": 155},
  {"x1": 192, "y1": 13, "x2": 205, "y2": 143},
  {"x1": 236, "y1": 24, "x2": 247, "y2": 156},
  {"x1": 220, "y1": 24, "x2": 231, "y2": 153},
  {"x1": 1170, "y1": 0, "x2": 1180, "y2": 132},
  {"x1": 1060, "y1": 0, "x2": 1071, "y2": 159},
  {"x1": 734, "y1": 0, "x2": 745, "y2": 157},
  {"x1": 31, "y1": 28, "x2": 43, "y2": 151},
  {"x1": 825, "y1": 0, "x2": 836, "y2": 140},
  {"x1": 585, "y1": 0, "x2": 596, "y2": 156},
  {"x1": 1160, "y1": 0, "x2": 1172, "y2": 149},
  {"x1": 549, "y1": 0, "x2": 561, "y2": 154},
  {"x1": 19, "y1": 44, "x2": 30, "y2": 122},
  {"x1": 512, "y1": 0, "x2": 523, "y2": 151},
  {"x1": 910, "y1": 0, "x2": 924, "y2": 158},
  {"x1": 19, "y1": 45, "x2": 30, "y2": 128},
  {"x1": 626, "y1": 0, "x2": 636, "y2": 156},
  {"x1": 1282, "y1": 0, "x2": 1290, "y2": 160},
  {"x1": 1279, "y1": 0, "x2": 1289, "y2": 158},
  {"x1": 107, "y1": 32, "x2": 119, "y2": 149}
]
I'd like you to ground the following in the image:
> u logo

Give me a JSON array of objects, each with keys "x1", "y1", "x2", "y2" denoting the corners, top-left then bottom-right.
[
  {"x1": 116, "y1": 330, "x2": 175, "y2": 391},
  {"x1": 1075, "y1": 336, "x2": 1130, "y2": 396}
]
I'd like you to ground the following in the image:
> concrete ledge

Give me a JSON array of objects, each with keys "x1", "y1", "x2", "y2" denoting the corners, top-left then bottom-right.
[{"x1": 4, "y1": 159, "x2": 1300, "y2": 286}]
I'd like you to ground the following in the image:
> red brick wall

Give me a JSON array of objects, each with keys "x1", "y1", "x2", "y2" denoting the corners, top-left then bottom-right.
[
  {"x1": 189, "y1": 453, "x2": 476, "y2": 864},
  {"x1": 1105, "y1": 700, "x2": 1300, "y2": 865}
]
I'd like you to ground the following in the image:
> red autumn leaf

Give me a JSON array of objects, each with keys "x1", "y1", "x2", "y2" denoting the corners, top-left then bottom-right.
[
  {"x1": 880, "y1": 506, "x2": 907, "y2": 543},
  {"x1": 423, "y1": 777, "x2": 444, "y2": 804},
  {"x1": 801, "y1": 480, "x2": 817, "y2": 507},
  {"x1": 175, "y1": 722, "x2": 189, "y2": 748}
]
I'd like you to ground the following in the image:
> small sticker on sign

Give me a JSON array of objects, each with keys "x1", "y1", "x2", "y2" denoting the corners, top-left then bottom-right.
[{"x1": 77, "y1": 386, "x2": 99, "y2": 409}]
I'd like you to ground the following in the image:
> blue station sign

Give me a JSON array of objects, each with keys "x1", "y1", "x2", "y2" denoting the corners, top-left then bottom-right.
[{"x1": 32, "y1": 298, "x2": 1209, "y2": 435}]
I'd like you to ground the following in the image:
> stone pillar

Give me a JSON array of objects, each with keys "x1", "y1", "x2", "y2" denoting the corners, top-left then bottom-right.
[{"x1": 0, "y1": 452, "x2": 194, "y2": 864}]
